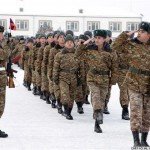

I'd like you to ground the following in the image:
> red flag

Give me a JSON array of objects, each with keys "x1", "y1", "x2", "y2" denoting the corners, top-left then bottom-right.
[{"x1": 9, "y1": 18, "x2": 16, "y2": 30}]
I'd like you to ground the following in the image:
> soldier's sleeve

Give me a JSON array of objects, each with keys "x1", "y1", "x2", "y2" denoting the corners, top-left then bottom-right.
[
  {"x1": 36, "y1": 48, "x2": 43, "y2": 74},
  {"x1": 109, "y1": 51, "x2": 118, "y2": 85},
  {"x1": 11, "y1": 45, "x2": 18, "y2": 56},
  {"x1": 21, "y1": 49, "x2": 25, "y2": 70},
  {"x1": 75, "y1": 44, "x2": 91, "y2": 62},
  {"x1": 111, "y1": 32, "x2": 129, "y2": 52},
  {"x1": 48, "y1": 48, "x2": 55, "y2": 80},
  {"x1": 53, "y1": 53, "x2": 61, "y2": 85},
  {"x1": 0, "y1": 45, "x2": 10, "y2": 61},
  {"x1": 42, "y1": 46, "x2": 49, "y2": 74}
]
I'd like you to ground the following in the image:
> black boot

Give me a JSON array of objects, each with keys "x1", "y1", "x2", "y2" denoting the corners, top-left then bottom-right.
[
  {"x1": 46, "y1": 93, "x2": 51, "y2": 104},
  {"x1": 40, "y1": 91, "x2": 46, "y2": 101},
  {"x1": 103, "y1": 100, "x2": 110, "y2": 114},
  {"x1": 84, "y1": 95, "x2": 90, "y2": 104},
  {"x1": 66, "y1": 107, "x2": 73, "y2": 120},
  {"x1": 57, "y1": 99, "x2": 63, "y2": 114},
  {"x1": 62, "y1": 104, "x2": 68, "y2": 117},
  {"x1": 132, "y1": 131, "x2": 141, "y2": 147},
  {"x1": 94, "y1": 109, "x2": 103, "y2": 124},
  {"x1": 27, "y1": 82, "x2": 31, "y2": 91},
  {"x1": 141, "y1": 132, "x2": 149, "y2": 147},
  {"x1": 35, "y1": 86, "x2": 41, "y2": 96},
  {"x1": 23, "y1": 80, "x2": 27, "y2": 87},
  {"x1": 0, "y1": 130, "x2": 8, "y2": 138},
  {"x1": 122, "y1": 105, "x2": 130, "y2": 120},
  {"x1": 32, "y1": 86, "x2": 37, "y2": 95},
  {"x1": 94, "y1": 119, "x2": 102, "y2": 133},
  {"x1": 76, "y1": 102, "x2": 84, "y2": 114}
]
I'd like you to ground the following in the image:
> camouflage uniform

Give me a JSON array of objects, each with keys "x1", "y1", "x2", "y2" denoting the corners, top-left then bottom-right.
[
  {"x1": 114, "y1": 30, "x2": 150, "y2": 147},
  {"x1": 48, "y1": 44, "x2": 64, "y2": 100},
  {"x1": 76, "y1": 43, "x2": 118, "y2": 119},
  {"x1": 12, "y1": 41, "x2": 24, "y2": 67},
  {"x1": 116, "y1": 32, "x2": 150, "y2": 132},
  {"x1": 0, "y1": 40, "x2": 10, "y2": 118},
  {"x1": 21, "y1": 47, "x2": 32, "y2": 85},
  {"x1": 53, "y1": 48, "x2": 84, "y2": 109}
]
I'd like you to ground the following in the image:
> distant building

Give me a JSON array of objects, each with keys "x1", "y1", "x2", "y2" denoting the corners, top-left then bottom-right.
[{"x1": 0, "y1": 11, "x2": 142, "y2": 38}]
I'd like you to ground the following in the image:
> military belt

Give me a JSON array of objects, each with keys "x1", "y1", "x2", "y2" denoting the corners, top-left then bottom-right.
[
  {"x1": 0, "y1": 67, "x2": 5, "y2": 71},
  {"x1": 129, "y1": 67, "x2": 150, "y2": 76},
  {"x1": 91, "y1": 69, "x2": 110, "y2": 76},
  {"x1": 60, "y1": 68, "x2": 78, "y2": 74},
  {"x1": 118, "y1": 64, "x2": 129, "y2": 70}
]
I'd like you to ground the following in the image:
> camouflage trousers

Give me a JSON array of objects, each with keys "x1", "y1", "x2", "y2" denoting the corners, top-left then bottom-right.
[
  {"x1": 35, "y1": 71, "x2": 41, "y2": 87},
  {"x1": 129, "y1": 89, "x2": 150, "y2": 132},
  {"x1": 48, "y1": 78, "x2": 53, "y2": 94},
  {"x1": 41, "y1": 73, "x2": 49, "y2": 92},
  {"x1": 88, "y1": 82, "x2": 108, "y2": 119},
  {"x1": 0, "y1": 72, "x2": 7, "y2": 118},
  {"x1": 105, "y1": 84, "x2": 112, "y2": 102},
  {"x1": 59, "y1": 80, "x2": 77, "y2": 108},
  {"x1": 24, "y1": 66, "x2": 32, "y2": 83},
  {"x1": 118, "y1": 81, "x2": 130, "y2": 107},
  {"x1": 76, "y1": 85, "x2": 84, "y2": 103},
  {"x1": 32, "y1": 70, "x2": 36, "y2": 85}
]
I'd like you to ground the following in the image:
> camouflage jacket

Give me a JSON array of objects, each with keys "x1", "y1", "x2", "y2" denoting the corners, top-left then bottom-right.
[
  {"x1": 114, "y1": 32, "x2": 150, "y2": 94},
  {"x1": 75, "y1": 43, "x2": 118, "y2": 86},
  {"x1": 48, "y1": 44, "x2": 64, "y2": 80},
  {"x1": 53, "y1": 48, "x2": 85, "y2": 85}
]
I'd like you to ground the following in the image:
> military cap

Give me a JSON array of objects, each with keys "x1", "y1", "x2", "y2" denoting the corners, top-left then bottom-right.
[
  {"x1": 84, "y1": 31, "x2": 92, "y2": 38},
  {"x1": 53, "y1": 30, "x2": 60, "y2": 38},
  {"x1": 74, "y1": 36, "x2": 79, "y2": 40},
  {"x1": 107, "y1": 30, "x2": 112, "y2": 37},
  {"x1": 26, "y1": 38, "x2": 34, "y2": 43},
  {"x1": 19, "y1": 36, "x2": 25, "y2": 41},
  {"x1": 35, "y1": 33, "x2": 40, "y2": 39},
  {"x1": 65, "y1": 34, "x2": 74, "y2": 43},
  {"x1": 139, "y1": 21, "x2": 150, "y2": 33},
  {"x1": 39, "y1": 34, "x2": 46, "y2": 39},
  {"x1": 57, "y1": 31, "x2": 65, "y2": 39},
  {"x1": 0, "y1": 25, "x2": 4, "y2": 33},
  {"x1": 47, "y1": 32, "x2": 54, "y2": 38},
  {"x1": 79, "y1": 34, "x2": 88, "y2": 41},
  {"x1": 93, "y1": 29, "x2": 107, "y2": 38},
  {"x1": 66, "y1": 30, "x2": 74, "y2": 36}
]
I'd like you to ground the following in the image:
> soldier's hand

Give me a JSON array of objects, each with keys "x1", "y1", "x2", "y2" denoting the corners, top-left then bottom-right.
[
  {"x1": 83, "y1": 38, "x2": 94, "y2": 45},
  {"x1": 78, "y1": 39, "x2": 85, "y2": 46},
  {"x1": 126, "y1": 31, "x2": 137, "y2": 37}
]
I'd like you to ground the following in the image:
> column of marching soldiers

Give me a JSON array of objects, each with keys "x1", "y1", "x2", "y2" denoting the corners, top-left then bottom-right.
[{"x1": 5, "y1": 22, "x2": 150, "y2": 148}]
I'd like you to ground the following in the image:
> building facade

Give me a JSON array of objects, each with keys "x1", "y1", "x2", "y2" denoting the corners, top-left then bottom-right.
[{"x1": 0, "y1": 13, "x2": 142, "y2": 38}]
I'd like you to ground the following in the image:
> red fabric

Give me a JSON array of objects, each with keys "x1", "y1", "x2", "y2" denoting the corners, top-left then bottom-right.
[{"x1": 9, "y1": 18, "x2": 16, "y2": 30}]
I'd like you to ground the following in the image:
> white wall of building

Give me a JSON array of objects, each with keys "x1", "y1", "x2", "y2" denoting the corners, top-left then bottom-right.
[{"x1": 0, "y1": 14, "x2": 142, "y2": 37}]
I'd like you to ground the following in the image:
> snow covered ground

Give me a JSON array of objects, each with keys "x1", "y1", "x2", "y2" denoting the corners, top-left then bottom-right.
[{"x1": 0, "y1": 65, "x2": 149, "y2": 150}]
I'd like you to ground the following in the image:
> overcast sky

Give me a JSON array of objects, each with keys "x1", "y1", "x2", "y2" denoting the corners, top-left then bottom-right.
[{"x1": 0, "y1": 0, "x2": 150, "y2": 21}]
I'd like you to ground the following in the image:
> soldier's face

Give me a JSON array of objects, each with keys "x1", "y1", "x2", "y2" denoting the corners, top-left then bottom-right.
[
  {"x1": 137, "y1": 29, "x2": 150, "y2": 43},
  {"x1": 94, "y1": 36, "x2": 105, "y2": 46},
  {"x1": 47, "y1": 36, "x2": 53, "y2": 43},
  {"x1": 58, "y1": 35, "x2": 65, "y2": 45},
  {"x1": 65, "y1": 40, "x2": 74, "y2": 49},
  {"x1": 27, "y1": 42, "x2": 33, "y2": 48},
  {"x1": 0, "y1": 32, "x2": 4, "y2": 41},
  {"x1": 40, "y1": 37, "x2": 46, "y2": 44}
]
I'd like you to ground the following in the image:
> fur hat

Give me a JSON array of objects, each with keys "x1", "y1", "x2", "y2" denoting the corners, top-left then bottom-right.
[
  {"x1": 65, "y1": 34, "x2": 74, "y2": 43},
  {"x1": 66, "y1": 30, "x2": 74, "y2": 36},
  {"x1": 139, "y1": 21, "x2": 150, "y2": 33},
  {"x1": 84, "y1": 31, "x2": 92, "y2": 38},
  {"x1": 0, "y1": 25, "x2": 4, "y2": 33},
  {"x1": 93, "y1": 30, "x2": 107, "y2": 38}
]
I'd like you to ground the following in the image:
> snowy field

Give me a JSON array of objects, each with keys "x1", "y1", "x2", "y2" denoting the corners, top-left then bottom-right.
[{"x1": 0, "y1": 65, "x2": 149, "y2": 150}]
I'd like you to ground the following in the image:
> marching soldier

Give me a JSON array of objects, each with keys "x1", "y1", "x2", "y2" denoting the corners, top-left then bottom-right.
[
  {"x1": 0, "y1": 25, "x2": 9, "y2": 138},
  {"x1": 76, "y1": 30, "x2": 118, "y2": 133},
  {"x1": 112, "y1": 22, "x2": 150, "y2": 147}
]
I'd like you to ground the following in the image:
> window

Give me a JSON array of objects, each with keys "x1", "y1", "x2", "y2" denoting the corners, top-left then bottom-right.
[
  {"x1": 87, "y1": 21, "x2": 100, "y2": 31},
  {"x1": 109, "y1": 22, "x2": 122, "y2": 32},
  {"x1": 16, "y1": 20, "x2": 29, "y2": 30},
  {"x1": 0, "y1": 19, "x2": 7, "y2": 29},
  {"x1": 66, "y1": 21, "x2": 79, "y2": 31},
  {"x1": 126, "y1": 22, "x2": 139, "y2": 31},
  {"x1": 39, "y1": 20, "x2": 52, "y2": 28}
]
